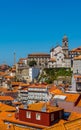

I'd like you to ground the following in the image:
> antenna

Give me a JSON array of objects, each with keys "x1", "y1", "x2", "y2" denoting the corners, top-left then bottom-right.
[{"x1": 14, "y1": 52, "x2": 16, "y2": 65}]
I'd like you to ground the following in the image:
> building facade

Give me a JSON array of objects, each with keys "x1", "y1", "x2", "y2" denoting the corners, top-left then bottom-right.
[
  {"x1": 18, "y1": 89, "x2": 28, "y2": 104},
  {"x1": 69, "y1": 47, "x2": 81, "y2": 67},
  {"x1": 71, "y1": 55, "x2": 81, "y2": 92},
  {"x1": 49, "y1": 36, "x2": 71, "y2": 68},
  {"x1": 72, "y1": 75, "x2": 81, "y2": 92},
  {"x1": 27, "y1": 84, "x2": 51, "y2": 104},
  {"x1": 16, "y1": 102, "x2": 64, "y2": 126},
  {"x1": 28, "y1": 53, "x2": 50, "y2": 68},
  {"x1": 29, "y1": 67, "x2": 40, "y2": 82},
  {"x1": 73, "y1": 55, "x2": 81, "y2": 74}
]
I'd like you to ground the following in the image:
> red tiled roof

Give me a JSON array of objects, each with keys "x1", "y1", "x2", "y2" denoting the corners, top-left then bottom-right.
[
  {"x1": 70, "y1": 47, "x2": 81, "y2": 52},
  {"x1": 0, "y1": 103, "x2": 16, "y2": 112},
  {"x1": 28, "y1": 53, "x2": 50, "y2": 57},
  {"x1": 27, "y1": 102, "x2": 63, "y2": 113},
  {"x1": 0, "y1": 96, "x2": 14, "y2": 101},
  {"x1": 49, "y1": 58, "x2": 56, "y2": 62},
  {"x1": 74, "y1": 55, "x2": 81, "y2": 60}
]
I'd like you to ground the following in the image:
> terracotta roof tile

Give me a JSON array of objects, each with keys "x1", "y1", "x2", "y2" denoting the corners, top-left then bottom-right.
[
  {"x1": 74, "y1": 75, "x2": 81, "y2": 79},
  {"x1": 28, "y1": 83, "x2": 48, "y2": 88},
  {"x1": 71, "y1": 46, "x2": 81, "y2": 52},
  {"x1": 28, "y1": 53, "x2": 50, "y2": 56},
  {"x1": 5, "y1": 75, "x2": 14, "y2": 79},
  {"x1": 0, "y1": 72, "x2": 6, "y2": 76},
  {"x1": 49, "y1": 86, "x2": 57, "y2": 92},
  {"x1": 49, "y1": 58, "x2": 56, "y2": 62},
  {"x1": 3, "y1": 117, "x2": 46, "y2": 129},
  {"x1": 43, "y1": 121, "x2": 65, "y2": 130},
  {"x1": 77, "y1": 99, "x2": 81, "y2": 107},
  {"x1": 51, "y1": 88, "x2": 63, "y2": 94},
  {"x1": 64, "y1": 118, "x2": 81, "y2": 130},
  {"x1": 0, "y1": 96, "x2": 14, "y2": 101},
  {"x1": 74, "y1": 55, "x2": 81, "y2": 60},
  {"x1": 65, "y1": 93, "x2": 80, "y2": 102},
  {"x1": 0, "y1": 103, "x2": 16, "y2": 112},
  {"x1": 11, "y1": 82, "x2": 22, "y2": 86},
  {"x1": 68, "y1": 112, "x2": 81, "y2": 121},
  {"x1": 52, "y1": 93, "x2": 80, "y2": 103},
  {"x1": 27, "y1": 102, "x2": 63, "y2": 113}
]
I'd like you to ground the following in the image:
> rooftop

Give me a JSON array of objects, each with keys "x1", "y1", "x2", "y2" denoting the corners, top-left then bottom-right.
[
  {"x1": 49, "y1": 58, "x2": 56, "y2": 62},
  {"x1": 68, "y1": 112, "x2": 81, "y2": 121},
  {"x1": 74, "y1": 75, "x2": 81, "y2": 79},
  {"x1": 51, "y1": 92, "x2": 80, "y2": 103},
  {"x1": 74, "y1": 55, "x2": 81, "y2": 60},
  {"x1": 65, "y1": 93, "x2": 80, "y2": 102},
  {"x1": 0, "y1": 96, "x2": 14, "y2": 101},
  {"x1": 0, "y1": 103, "x2": 16, "y2": 112},
  {"x1": 26, "y1": 102, "x2": 63, "y2": 113},
  {"x1": 28, "y1": 53, "x2": 50, "y2": 57},
  {"x1": 50, "y1": 88, "x2": 63, "y2": 95},
  {"x1": 70, "y1": 46, "x2": 81, "y2": 52},
  {"x1": 28, "y1": 83, "x2": 48, "y2": 89},
  {"x1": 77, "y1": 99, "x2": 81, "y2": 107}
]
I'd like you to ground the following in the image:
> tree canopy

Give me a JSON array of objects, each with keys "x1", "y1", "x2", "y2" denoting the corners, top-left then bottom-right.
[
  {"x1": 28, "y1": 60, "x2": 37, "y2": 67},
  {"x1": 39, "y1": 68, "x2": 72, "y2": 84}
]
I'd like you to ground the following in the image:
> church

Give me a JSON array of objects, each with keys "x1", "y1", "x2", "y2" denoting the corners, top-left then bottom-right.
[{"x1": 48, "y1": 35, "x2": 71, "y2": 68}]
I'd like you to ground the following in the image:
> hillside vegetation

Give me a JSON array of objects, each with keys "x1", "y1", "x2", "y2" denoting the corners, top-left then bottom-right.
[{"x1": 39, "y1": 68, "x2": 72, "y2": 84}]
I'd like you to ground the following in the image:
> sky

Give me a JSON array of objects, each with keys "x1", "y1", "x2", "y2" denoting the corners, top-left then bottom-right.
[{"x1": 0, "y1": 0, "x2": 81, "y2": 65}]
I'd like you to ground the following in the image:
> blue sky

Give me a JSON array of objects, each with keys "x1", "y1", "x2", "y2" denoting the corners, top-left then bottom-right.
[{"x1": 0, "y1": 0, "x2": 81, "y2": 65}]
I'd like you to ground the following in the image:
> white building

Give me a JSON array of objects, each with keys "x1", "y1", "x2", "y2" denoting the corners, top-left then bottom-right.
[
  {"x1": 73, "y1": 55, "x2": 81, "y2": 74},
  {"x1": 49, "y1": 46, "x2": 71, "y2": 68},
  {"x1": 71, "y1": 75, "x2": 81, "y2": 92},
  {"x1": 18, "y1": 89, "x2": 28, "y2": 104},
  {"x1": 28, "y1": 84, "x2": 51, "y2": 104},
  {"x1": 29, "y1": 67, "x2": 40, "y2": 82},
  {"x1": 71, "y1": 55, "x2": 81, "y2": 92},
  {"x1": 28, "y1": 53, "x2": 50, "y2": 68},
  {"x1": 50, "y1": 45, "x2": 63, "y2": 58},
  {"x1": 49, "y1": 36, "x2": 71, "y2": 68},
  {"x1": 69, "y1": 46, "x2": 81, "y2": 67}
]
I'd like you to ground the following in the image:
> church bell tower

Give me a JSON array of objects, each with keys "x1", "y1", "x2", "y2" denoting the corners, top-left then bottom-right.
[{"x1": 62, "y1": 35, "x2": 69, "y2": 57}]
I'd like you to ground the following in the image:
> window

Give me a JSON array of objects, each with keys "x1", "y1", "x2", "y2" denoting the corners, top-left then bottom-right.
[
  {"x1": 51, "y1": 114, "x2": 54, "y2": 121},
  {"x1": 36, "y1": 113, "x2": 41, "y2": 120},
  {"x1": 26, "y1": 111, "x2": 31, "y2": 118}
]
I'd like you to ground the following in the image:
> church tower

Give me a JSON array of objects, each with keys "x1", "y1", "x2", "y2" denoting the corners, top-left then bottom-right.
[{"x1": 62, "y1": 35, "x2": 69, "y2": 57}]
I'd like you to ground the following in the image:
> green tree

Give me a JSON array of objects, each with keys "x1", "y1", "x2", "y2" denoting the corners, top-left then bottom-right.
[
  {"x1": 39, "y1": 68, "x2": 72, "y2": 84},
  {"x1": 28, "y1": 60, "x2": 37, "y2": 67}
]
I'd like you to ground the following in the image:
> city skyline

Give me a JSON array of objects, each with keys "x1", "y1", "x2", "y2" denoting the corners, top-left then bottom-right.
[{"x1": 0, "y1": 0, "x2": 81, "y2": 65}]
